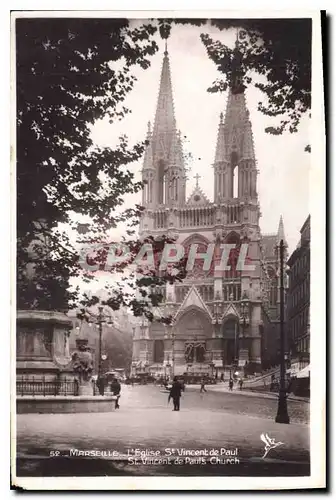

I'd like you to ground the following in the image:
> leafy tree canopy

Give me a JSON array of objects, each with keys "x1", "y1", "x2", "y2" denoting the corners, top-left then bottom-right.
[
  {"x1": 160, "y1": 18, "x2": 311, "y2": 135},
  {"x1": 17, "y1": 18, "x2": 163, "y2": 314},
  {"x1": 16, "y1": 17, "x2": 311, "y2": 320}
]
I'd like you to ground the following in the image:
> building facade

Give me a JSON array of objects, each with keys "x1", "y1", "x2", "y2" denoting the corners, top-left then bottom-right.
[
  {"x1": 131, "y1": 44, "x2": 285, "y2": 378},
  {"x1": 286, "y1": 215, "x2": 310, "y2": 371}
]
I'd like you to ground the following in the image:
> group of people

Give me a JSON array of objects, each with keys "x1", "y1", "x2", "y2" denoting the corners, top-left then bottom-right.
[
  {"x1": 95, "y1": 373, "x2": 245, "y2": 413},
  {"x1": 228, "y1": 378, "x2": 244, "y2": 391},
  {"x1": 95, "y1": 376, "x2": 121, "y2": 409}
]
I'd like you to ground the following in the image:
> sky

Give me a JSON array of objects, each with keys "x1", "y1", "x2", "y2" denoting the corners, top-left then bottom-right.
[{"x1": 89, "y1": 20, "x2": 311, "y2": 257}]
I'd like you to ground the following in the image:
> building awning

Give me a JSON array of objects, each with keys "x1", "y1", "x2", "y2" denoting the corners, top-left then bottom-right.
[{"x1": 296, "y1": 365, "x2": 310, "y2": 379}]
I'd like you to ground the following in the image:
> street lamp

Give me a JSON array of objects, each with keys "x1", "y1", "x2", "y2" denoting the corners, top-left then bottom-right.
[
  {"x1": 209, "y1": 352, "x2": 215, "y2": 378},
  {"x1": 240, "y1": 291, "x2": 249, "y2": 362},
  {"x1": 164, "y1": 325, "x2": 176, "y2": 378},
  {"x1": 213, "y1": 298, "x2": 223, "y2": 375},
  {"x1": 139, "y1": 316, "x2": 149, "y2": 373},
  {"x1": 101, "y1": 353, "x2": 108, "y2": 372},
  {"x1": 164, "y1": 354, "x2": 171, "y2": 380},
  {"x1": 275, "y1": 239, "x2": 290, "y2": 424},
  {"x1": 76, "y1": 305, "x2": 113, "y2": 389}
]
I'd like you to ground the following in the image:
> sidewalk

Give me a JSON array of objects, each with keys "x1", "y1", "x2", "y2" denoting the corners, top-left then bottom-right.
[
  {"x1": 16, "y1": 385, "x2": 309, "y2": 477},
  {"x1": 17, "y1": 405, "x2": 309, "y2": 462},
  {"x1": 186, "y1": 384, "x2": 309, "y2": 403}
]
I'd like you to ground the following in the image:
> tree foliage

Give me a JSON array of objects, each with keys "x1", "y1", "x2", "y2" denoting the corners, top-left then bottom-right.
[
  {"x1": 159, "y1": 18, "x2": 311, "y2": 135},
  {"x1": 16, "y1": 18, "x2": 160, "y2": 312},
  {"x1": 16, "y1": 17, "x2": 312, "y2": 319},
  {"x1": 15, "y1": 18, "x2": 194, "y2": 319},
  {"x1": 200, "y1": 19, "x2": 311, "y2": 135}
]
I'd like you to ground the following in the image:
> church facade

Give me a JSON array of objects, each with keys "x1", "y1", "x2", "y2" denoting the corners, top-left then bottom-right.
[{"x1": 131, "y1": 45, "x2": 286, "y2": 378}]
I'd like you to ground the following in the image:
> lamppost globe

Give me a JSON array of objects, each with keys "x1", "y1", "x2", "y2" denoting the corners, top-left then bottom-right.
[{"x1": 101, "y1": 354, "x2": 107, "y2": 361}]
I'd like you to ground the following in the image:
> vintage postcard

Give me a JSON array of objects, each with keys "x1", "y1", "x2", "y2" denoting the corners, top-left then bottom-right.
[{"x1": 11, "y1": 9, "x2": 326, "y2": 490}]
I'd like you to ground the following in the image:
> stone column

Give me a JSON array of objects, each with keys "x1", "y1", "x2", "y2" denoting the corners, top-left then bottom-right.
[{"x1": 250, "y1": 337, "x2": 261, "y2": 365}]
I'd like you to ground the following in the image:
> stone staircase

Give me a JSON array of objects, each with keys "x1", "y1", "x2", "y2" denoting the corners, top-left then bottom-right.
[{"x1": 243, "y1": 367, "x2": 280, "y2": 390}]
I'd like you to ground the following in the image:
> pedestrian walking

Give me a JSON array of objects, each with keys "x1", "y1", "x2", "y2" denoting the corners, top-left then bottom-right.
[
  {"x1": 97, "y1": 376, "x2": 105, "y2": 396},
  {"x1": 200, "y1": 378, "x2": 207, "y2": 393},
  {"x1": 110, "y1": 377, "x2": 121, "y2": 409},
  {"x1": 168, "y1": 376, "x2": 183, "y2": 411},
  {"x1": 229, "y1": 378, "x2": 234, "y2": 391},
  {"x1": 220, "y1": 372, "x2": 224, "y2": 382},
  {"x1": 239, "y1": 378, "x2": 243, "y2": 391}
]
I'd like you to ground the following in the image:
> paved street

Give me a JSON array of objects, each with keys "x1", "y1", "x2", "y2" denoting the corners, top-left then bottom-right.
[{"x1": 16, "y1": 385, "x2": 310, "y2": 477}]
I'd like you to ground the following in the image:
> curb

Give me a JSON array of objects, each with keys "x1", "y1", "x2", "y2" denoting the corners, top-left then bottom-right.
[{"x1": 186, "y1": 385, "x2": 309, "y2": 403}]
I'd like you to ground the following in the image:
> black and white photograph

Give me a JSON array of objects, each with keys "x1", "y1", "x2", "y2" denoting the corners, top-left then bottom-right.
[{"x1": 12, "y1": 10, "x2": 326, "y2": 490}]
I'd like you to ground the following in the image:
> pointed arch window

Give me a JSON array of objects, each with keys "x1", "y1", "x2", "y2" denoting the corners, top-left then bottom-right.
[
  {"x1": 233, "y1": 165, "x2": 238, "y2": 198},
  {"x1": 224, "y1": 232, "x2": 241, "y2": 280},
  {"x1": 231, "y1": 151, "x2": 239, "y2": 199},
  {"x1": 267, "y1": 267, "x2": 278, "y2": 306},
  {"x1": 147, "y1": 174, "x2": 153, "y2": 203},
  {"x1": 158, "y1": 159, "x2": 166, "y2": 204},
  {"x1": 148, "y1": 180, "x2": 152, "y2": 203},
  {"x1": 174, "y1": 175, "x2": 178, "y2": 201},
  {"x1": 143, "y1": 182, "x2": 147, "y2": 204}
]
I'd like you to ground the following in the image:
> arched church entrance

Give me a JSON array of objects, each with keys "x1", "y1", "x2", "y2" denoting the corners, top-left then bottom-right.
[
  {"x1": 221, "y1": 317, "x2": 240, "y2": 366},
  {"x1": 174, "y1": 308, "x2": 212, "y2": 370}
]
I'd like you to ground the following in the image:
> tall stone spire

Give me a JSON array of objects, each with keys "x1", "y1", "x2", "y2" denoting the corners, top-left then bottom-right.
[
  {"x1": 214, "y1": 112, "x2": 226, "y2": 163},
  {"x1": 213, "y1": 36, "x2": 257, "y2": 201},
  {"x1": 143, "y1": 44, "x2": 185, "y2": 206},
  {"x1": 277, "y1": 215, "x2": 286, "y2": 244},
  {"x1": 152, "y1": 44, "x2": 177, "y2": 163},
  {"x1": 142, "y1": 121, "x2": 153, "y2": 171},
  {"x1": 214, "y1": 112, "x2": 229, "y2": 202},
  {"x1": 142, "y1": 121, "x2": 154, "y2": 207}
]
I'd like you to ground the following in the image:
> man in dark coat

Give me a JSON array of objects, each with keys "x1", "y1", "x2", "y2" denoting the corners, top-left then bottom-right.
[
  {"x1": 111, "y1": 377, "x2": 121, "y2": 409},
  {"x1": 168, "y1": 377, "x2": 183, "y2": 411}
]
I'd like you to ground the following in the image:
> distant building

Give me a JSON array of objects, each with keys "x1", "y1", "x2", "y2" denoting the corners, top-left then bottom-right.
[
  {"x1": 286, "y1": 216, "x2": 310, "y2": 372},
  {"x1": 68, "y1": 307, "x2": 135, "y2": 374}
]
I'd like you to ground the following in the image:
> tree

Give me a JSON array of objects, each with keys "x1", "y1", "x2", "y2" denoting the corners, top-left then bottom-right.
[
  {"x1": 16, "y1": 17, "x2": 186, "y2": 319},
  {"x1": 159, "y1": 18, "x2": 312, "y2": 136},
  {"x1": 17, "y1": 17, "x2": 312, "y2": 320}
]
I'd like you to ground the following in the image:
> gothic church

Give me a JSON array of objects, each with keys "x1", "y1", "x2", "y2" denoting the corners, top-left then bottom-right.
[{"x1": 131, "y1": 42, "x2": 286, "y2": 378}]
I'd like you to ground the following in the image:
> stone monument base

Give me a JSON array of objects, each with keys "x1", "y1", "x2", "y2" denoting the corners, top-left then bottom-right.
[
  {"x1": 17, "y1": 395, "x2": 118, "y2": 414},
  {"x1": 16, "y1": 309, "x2": 73, "y2": 382}
]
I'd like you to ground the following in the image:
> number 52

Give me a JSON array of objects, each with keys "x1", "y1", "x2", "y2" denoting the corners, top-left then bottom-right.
[{"x1": 49, "y1": 450, "x2": 61, "y2": 457}]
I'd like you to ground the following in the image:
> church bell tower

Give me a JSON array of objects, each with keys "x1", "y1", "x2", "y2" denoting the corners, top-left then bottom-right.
[
  {"x1": 132, "y1": 38, "x2": 284, "y2": 378},
  {"x1": 141, "y1": 44, "x2": 186, "y2": 214}
]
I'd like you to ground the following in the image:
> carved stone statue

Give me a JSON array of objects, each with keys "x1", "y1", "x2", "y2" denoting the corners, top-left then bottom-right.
[{"x1": 71, "y1": 339, "x2": 94, "y2": 395}]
